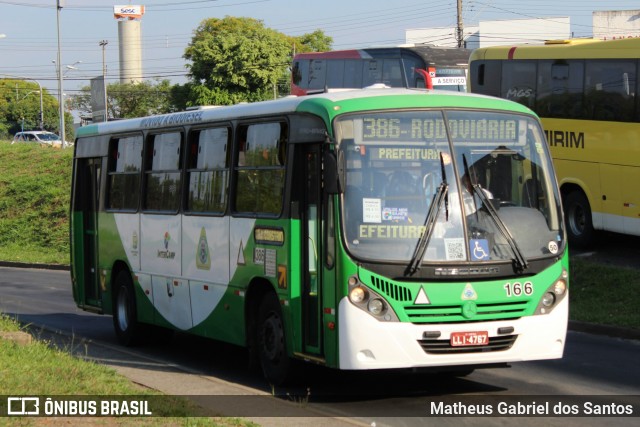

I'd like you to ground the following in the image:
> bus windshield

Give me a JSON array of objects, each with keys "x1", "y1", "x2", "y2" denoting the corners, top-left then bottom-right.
[{"x1": 336, "y1": 110, "x2": 564, "y2": 267}]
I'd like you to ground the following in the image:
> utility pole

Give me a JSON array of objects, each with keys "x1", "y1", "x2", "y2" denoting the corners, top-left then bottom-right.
[
  {"x1": 56, "y1": 0, "x2": 66, "y2": 148},
  {"x1": 99, "y1": 40, "x2": 109, "y2": 122},
  {"x1": 456, "y1": 0, "x2": 464, "y2": 48}
]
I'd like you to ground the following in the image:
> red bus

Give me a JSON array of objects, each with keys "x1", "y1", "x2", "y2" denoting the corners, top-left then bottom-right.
[{"x1": 291, "y1": 45, "x2": 471, "y2": 96}]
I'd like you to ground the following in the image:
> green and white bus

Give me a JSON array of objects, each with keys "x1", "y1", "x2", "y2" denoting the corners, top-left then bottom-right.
[{"x1": 70, "y1": 88, "x2": 569, "y2": 384}]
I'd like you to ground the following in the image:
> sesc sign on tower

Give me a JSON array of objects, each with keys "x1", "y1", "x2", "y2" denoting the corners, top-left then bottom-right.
[{"x1": 114, "y1": 5, "x2": 145, "y2": 20}]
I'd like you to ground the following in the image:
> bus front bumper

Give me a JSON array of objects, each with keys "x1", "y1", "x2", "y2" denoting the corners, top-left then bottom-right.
[{"x1": 337, "y1": 295, "x2": 568, "y2": 370}]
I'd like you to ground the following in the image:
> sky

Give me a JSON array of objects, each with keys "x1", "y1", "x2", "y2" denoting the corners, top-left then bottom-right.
[{"x1": 1, "y1": 0, "x2": 640, "y2": 98}]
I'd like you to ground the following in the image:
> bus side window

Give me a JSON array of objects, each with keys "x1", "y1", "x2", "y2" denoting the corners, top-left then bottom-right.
[
  {"x1": 470, "y1": 60, "x2": 502, "y2": 96},
  {"x1": 234, "y1": 122, "x2": 287, "y2": 215},
  {"x1": 344, "y1": 60, "x2": 363, "y2": 89},
  {"x1": 584, "y1": 60, "x2": 636, "y2": 122},
  {"x1": 536, "y1": 60, "x2": 584, "y2": 119},
  {"x1": 186, "y1": 127, "x2": 230, "y2": 214},
  {"x1": 309, "y1": 60, "x2": 326, "y2": 90},
  {"x1": 501, "y1": 61, "x2": 536, "y2": 109},
  {"x1": 478, "y1": 63, "x2": 485, "y2": 86},
  {"x1": 107, "y1": 135, "x2": 142, "y2": 211},
  {"x1": 382, "y1": 59, "x2": 403, "y2": 87},
  {"x1": 292, "y1": 61, "x2": 304, "y2": 87},
  {"x1": 327, "y1": 60, "x2": 345, "y2": 88},
  {"x1": 143, "y1": 131, "x2": 183, "y2": 212},
  {"x1": 363, "y1": 60, "x2": 382, "y2": 86}
]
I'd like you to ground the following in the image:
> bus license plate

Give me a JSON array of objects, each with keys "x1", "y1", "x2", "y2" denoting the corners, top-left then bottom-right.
[{"x1": 450, "y1": 331, "x2": 489, "y2": 347}]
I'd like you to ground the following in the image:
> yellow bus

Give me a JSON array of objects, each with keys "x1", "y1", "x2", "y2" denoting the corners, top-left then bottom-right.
[{"x1": 468, "y1": 38, "x2": 640, "y2": 247}]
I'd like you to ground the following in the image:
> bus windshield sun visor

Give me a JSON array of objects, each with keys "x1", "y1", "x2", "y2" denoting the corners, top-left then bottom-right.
[{"x1": 406, "y1": 152, "x2": 449, "y2": 276}]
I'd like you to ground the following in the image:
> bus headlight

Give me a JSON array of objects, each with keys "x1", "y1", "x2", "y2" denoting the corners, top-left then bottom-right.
[
  {"x1": 367, "y1": 298, "x2": 385, "y2": 315},
  {"x1": 542, "y1": 292, "x2": 556, "y2": 307},
  {"x1": 535, "y1": 269, "x2": 568, "y2": 315},
  {"x1": 349, "y1": 286, "x2": 367, "y2": 303},
  {"x1": 553, "y1": 280, "x2": 567, "y2": 295},
  {"x1": 346, "y1": 274, "x2": 399, "y2": 321}
]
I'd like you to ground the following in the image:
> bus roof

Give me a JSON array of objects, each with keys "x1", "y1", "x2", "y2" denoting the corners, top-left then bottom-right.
[
  {"x1": 470, "y1": 37, "x2": 640, "y2": 61},
  {"x1": 75, "y1": 88, "x2": 536, "y2": 138}
]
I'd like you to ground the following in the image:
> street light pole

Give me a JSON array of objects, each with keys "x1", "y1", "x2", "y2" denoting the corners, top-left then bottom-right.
[
  {"x1": 56, "y1": 0, "x2": 66, "y2": 148},
  {"x1": 99, "y1": 40, "x2": 108, "y2": 122}
]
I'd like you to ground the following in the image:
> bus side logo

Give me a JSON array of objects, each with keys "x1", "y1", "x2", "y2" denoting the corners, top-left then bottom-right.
[{"x1": 196, "y1": 227, "x2": 211, "y2": 270}]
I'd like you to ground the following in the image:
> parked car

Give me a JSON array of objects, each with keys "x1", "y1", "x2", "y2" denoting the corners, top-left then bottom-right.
[{"x1": 12, "y1": 131, "x2": 63, "y2": 148}]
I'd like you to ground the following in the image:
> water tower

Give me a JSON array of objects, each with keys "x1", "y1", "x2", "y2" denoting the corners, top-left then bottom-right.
[{"x1": 114, "y1": 5, "x2": 145, "y2": 83}]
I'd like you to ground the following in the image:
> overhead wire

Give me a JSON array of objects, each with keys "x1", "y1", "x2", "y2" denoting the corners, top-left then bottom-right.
[{"x1": 2, "y1": 0, "x2": 640, "y2": 87}]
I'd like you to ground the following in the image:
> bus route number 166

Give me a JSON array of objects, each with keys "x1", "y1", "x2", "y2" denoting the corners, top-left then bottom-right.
[{"x1": 504, "y1": 282, "x2": 533, "y2": 297}]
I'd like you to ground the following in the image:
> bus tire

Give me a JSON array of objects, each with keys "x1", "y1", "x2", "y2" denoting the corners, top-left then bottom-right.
[
  {"x1": 112, "y1": 270, "x2": 141, "y2": 346},
  {"x1": 564, "y1": 190, "x2": 594, "y2": 248},
  {"x1": 257, "y1": 293, "x2": 291, "y2": 385}
]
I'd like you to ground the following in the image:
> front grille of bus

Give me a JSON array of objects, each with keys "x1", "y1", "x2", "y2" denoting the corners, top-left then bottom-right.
[
  {"x1": 418, "y1": 335, "x2": 518, "y2": 354},
  {"x1": 365, "y1": 275, "x2": 528, "y2": 323},
  {"x1": 369, "y1": 275, "x2": 413, "y2": 302},
  {"x1": 404, "y1": 301, "x2": 528, "y2": 324}
]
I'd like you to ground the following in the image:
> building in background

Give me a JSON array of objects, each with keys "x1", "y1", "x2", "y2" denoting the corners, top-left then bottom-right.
[
  {"x1": 406, "y1": 17, "x2": 570, "y2": 49},
  {"x1": 593, "y1": 10, "x2": 640, "y2": 39}
]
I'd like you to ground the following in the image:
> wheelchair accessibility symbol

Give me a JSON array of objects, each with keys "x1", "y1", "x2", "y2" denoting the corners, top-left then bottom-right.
[{"x1": 470, "y1": 239, "x2": 490, "y2": 261}]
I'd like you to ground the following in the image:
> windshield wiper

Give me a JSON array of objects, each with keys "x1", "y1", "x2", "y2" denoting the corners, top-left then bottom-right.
[
  {"x1": 463, "y1": 155, "x2": 528, "y2": 273},
  {"x1": 406, "y1": 153, "x2": 449, "y2": 276}
]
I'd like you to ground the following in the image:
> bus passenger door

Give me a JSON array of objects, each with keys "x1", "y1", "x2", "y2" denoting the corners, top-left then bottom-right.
[
  {"x1": 297, "y1": 144, "x2": 324, "y2": 357},
  {"x1": 72, "y1": 157, "x2": 102, "y2": 308}
]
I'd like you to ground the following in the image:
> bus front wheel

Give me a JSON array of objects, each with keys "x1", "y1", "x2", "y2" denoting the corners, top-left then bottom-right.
[
  {"x1": 112, "y1": 270, "x2": 141, "y2": 346},
  {"x1": 257, "y1": 294, "x2": 291, "y2": 385},
  {"x1": 564, "y1": 190, "x2": 594, "y2": 248}
]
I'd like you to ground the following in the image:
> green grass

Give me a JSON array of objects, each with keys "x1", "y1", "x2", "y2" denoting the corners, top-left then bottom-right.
[
  {"x1": 0, "y1": 141, "x2": 71, "y2": 264},
  {"x1": 568, "y1": 256, "x2": 639, "y2": 329},
  {"x1": 0, "y1": 315, "x2": 257, "y2": 425},
  {"x1": 1, "y1": 319, "x2": 150, "y2": 396}
]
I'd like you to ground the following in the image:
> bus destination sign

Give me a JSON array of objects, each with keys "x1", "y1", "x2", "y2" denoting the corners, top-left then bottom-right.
[{"x1": 362, "y1": 117, "x2": 519, "y2": 143}]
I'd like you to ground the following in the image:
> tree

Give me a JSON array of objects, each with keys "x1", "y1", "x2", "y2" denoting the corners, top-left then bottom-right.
[
  {"x1": 292, "y1": 30, "x2": 333, "y2": 54},
  {"x1": 182, "y1": 16, "x2": 333, "y2": 105},
  {"x1": 69, "y1": 79, "x2": 177, "y2": 120},
  {"x1": 0, "y1": 79, "x2": 66, "y2": 139}
]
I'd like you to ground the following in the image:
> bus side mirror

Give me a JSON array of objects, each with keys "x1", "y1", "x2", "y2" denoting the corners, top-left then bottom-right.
[{"x1": 323, "y1": 150, "x2": 344, "y2": 194}]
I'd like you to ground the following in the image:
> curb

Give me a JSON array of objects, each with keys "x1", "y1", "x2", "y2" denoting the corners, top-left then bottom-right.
[
  {"x1": 568, "y1": 320, "x2": 640, "y2": 341},
  {"x1": 0, "y1": 261, "x2": 637, "y2": 341},
  {"x1": 0, "y1": 261, "x2": 70, "y2": 271}
]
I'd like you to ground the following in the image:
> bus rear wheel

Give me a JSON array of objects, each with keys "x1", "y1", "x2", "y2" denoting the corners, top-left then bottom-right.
[
  {"x1": 257, "y1": 294, "x2": 291, "y2": 385},
  {"x1": 112, "y1": 270, "x2": 141, "y2": 346},
  {"x1": 564, "y1": 190, "x2": 594, "y2": 248}
]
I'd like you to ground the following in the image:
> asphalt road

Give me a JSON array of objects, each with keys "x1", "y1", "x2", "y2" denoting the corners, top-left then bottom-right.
[{"x1": 0, "y1": 266, "x2": 639, "y2": 426}]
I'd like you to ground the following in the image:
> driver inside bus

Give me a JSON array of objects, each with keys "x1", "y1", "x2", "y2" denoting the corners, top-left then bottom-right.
[{"x1": 423, "y1": 151, "x2": 493, "y2": 218}]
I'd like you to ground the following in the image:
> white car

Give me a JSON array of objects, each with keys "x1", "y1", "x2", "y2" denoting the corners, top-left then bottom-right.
[{"x1": 12, "y1": 131, "x2": 63, "y2": 147}]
